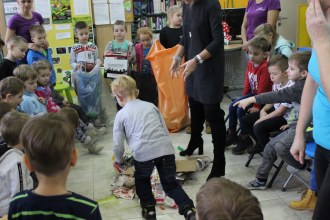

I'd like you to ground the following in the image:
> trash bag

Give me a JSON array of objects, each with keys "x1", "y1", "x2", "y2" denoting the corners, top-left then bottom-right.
[
  {"x1": 74, "y1": 66, "x2": 102, "y2": 119},
  {"x1": 146, "y1": 40, "x2": 189, "y2": 133}
]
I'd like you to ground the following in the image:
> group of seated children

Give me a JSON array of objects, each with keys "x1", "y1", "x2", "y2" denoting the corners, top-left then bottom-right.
[{"x1": 225, "y1": 22, "x2": 315, "y2": 210}]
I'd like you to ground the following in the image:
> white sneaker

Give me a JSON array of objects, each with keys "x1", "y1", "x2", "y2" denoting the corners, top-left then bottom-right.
[
  {"x1": 86, "y1": 127, "x2": 106, "y2": 137},
  {"x1": 87, "y1": 123, "x2": 95, "y2": 130},
  {"x1": 87, "y1": 145, "x2": 104, "y2": 154},
  {"x1": 82, "y1": 136, "x2": 92, "y2": 148}
]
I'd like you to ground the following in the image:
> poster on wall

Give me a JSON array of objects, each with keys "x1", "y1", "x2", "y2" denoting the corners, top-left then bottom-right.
[
  {"x1": 34, "y1": 0, "x2": 52, "y2": 24},
  {"x1": 2, "y1": 0, "x2": 18, "y2": 26},
  {"x1": 51, "y1": 0, "x2": 72, "y2": 24},
  {"x1": 72, "y1": 17, "x2": 94, "y2": 43}
]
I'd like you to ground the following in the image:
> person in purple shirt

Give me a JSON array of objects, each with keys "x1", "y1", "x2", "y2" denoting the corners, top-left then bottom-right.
[
  {"x1": 5, "y1": 0, "x2": 44, "y2": 51},
  {"x1": 241, "y1": 0, "x2": 280, "y2": 52}
]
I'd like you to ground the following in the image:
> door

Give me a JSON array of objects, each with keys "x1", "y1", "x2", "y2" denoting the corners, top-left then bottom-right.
[{"x1": 277, "y1": 0, "x2": 308, "y2": 49}]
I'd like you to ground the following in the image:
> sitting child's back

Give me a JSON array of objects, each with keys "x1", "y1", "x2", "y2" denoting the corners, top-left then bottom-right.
[{"x1": 8, "y1": 114, "x2": 101, "y2": 220}]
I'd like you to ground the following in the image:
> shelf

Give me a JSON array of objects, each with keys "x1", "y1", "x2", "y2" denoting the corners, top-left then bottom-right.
[{"x1": 144, "y1": 13, "x2": 167, "y2": 17}]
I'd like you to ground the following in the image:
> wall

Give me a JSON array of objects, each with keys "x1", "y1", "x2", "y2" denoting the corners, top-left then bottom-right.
[
  {"x1": 219, "y1": 0, "x2": 248, "y2": 8},
  {"x1": 277, "y1": 0, "x2": 311, "y2": 48}
]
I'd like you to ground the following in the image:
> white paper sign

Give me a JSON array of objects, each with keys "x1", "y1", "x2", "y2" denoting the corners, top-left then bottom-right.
[
  {"x1": 109, "y1": 2, "x2": 125, "y2": 24},
  {"x1": 93, "y1": 4, "x2": 110, "y2": 25},
  {"x1": 73, "y1": 0, "x2": 90, "y2": 15},
  {"x1": 55, "y1": 24, "x2": 71, "y2": 30},
  {"x1": 34, "y1": 0, "x2": 51, "y2": 18},
  {"x1": 4, "y1": 2, "x2": 19, "y2": 14},
  {"x1": 56, "y1": 32, "x2": 71, "y2": 40}
]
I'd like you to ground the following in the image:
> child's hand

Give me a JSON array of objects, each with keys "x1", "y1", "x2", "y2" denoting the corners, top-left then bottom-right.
[
  {"x1": 113, "y1": 162, "x2": 125, "y2": 173},
  {"x1": 96, "y1": 59, "x2": 102, "y2": 66},
  {"x1": 280, "y1": 124, "x2": 289, "y2": 131},
  {"x1": 75, "y1": 63, "x2": 81, "y2": 70},
  {"x1": 234, "y1": 97, "x2": 256, "y2": 110},
  {"x1": 260, "y1": 109, "x2": 268, "y2": 118},
  {"x1": 248, "y1": 107, "x2": 259, "y2": 113},
  {"x1": 62, "y1": 100, "x2": 70, "y2": 107},
  {"x1": 37, "y1": 97, "x2": 46, "y2": 104},
  {"x1": 169, "y1": 59, "x2": 181, "y2": 79},
  {"x1": 128, "y1": 52, "x2": 134, "y2": 62}
]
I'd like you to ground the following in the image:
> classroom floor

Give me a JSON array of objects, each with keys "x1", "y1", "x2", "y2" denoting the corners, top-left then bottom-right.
[{"x1": 67, "y1": 80, "x2": 313, "y2": 220}]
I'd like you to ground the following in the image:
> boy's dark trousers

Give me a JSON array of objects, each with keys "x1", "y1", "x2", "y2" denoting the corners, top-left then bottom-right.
[{"x1": 134, "y1": 154, "x2": 194, "y2": 215}]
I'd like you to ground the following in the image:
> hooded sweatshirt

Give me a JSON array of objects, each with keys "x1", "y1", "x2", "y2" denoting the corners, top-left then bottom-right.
[{"x1": 0, "y1": 148, "x2": 33, "y2": 217}]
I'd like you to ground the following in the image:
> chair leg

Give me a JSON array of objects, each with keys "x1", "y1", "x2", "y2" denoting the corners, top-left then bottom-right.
[
  {"x1": 65, "y1": 89, "x2": 73, "y2": 103},
  {"x1": 282, "y1": 173, "x2": 294, "y2": 191},
  {"x1": 245, "y1": 154, "x2": 254, "y2": 167},
  {"x1": 267, "y1": 160, "x2": 285, "y2": 188}
]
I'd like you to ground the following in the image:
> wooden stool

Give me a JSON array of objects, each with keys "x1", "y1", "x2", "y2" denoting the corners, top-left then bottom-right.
[{"x1": 54, "y1": 83, "x2": 73, "y2": 103}]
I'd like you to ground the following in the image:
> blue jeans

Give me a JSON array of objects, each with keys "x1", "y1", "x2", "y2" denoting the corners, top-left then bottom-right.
[
  {"x1": 228, "y1": 93, "x2": 253, "y2": 131},
  {"x1": 134, "y1": 155, "x2": 194, "y2": 215}
]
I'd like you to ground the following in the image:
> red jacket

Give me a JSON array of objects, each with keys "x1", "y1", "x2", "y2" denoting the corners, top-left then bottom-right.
[
  {"x1": 243, "y1": 60, "x2": 272, "y2": 109},
  {"x1": 135, "y1": 43, "x2": 143, "y2": 72}
]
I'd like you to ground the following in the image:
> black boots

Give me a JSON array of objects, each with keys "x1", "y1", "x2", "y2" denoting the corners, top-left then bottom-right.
[{"x1": 180, "y1": 138, "x2": 203, "y2": 156}]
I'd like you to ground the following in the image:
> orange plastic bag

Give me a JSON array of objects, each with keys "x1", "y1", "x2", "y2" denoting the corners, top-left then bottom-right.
[{"x1": 146, "y1": 40, "x2": 189, "y2": 133}]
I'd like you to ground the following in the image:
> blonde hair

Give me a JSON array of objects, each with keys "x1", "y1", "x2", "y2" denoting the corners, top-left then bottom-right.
[
  {"x1": 254, "y1": 23, "x2": 279, "y2": 47},
  {"x1": 137, "y1": 27, "x2": 153, "y2": 39},
  {"x1": 6, "y1": 36, "x2": 27, "y2": 49},
  {"x1": 13, "y1": 64, "x2": 38, "y2": 81},
  {"x1": 32, "y1": 60, "x2": 52, "y2": 74},
  {"x1": 111, "y1": 75, "x2": 138, "y2": 98},
  {"x1": 197, "y1": 178, "x2": 263, "y2": 220},
  {"x1": 167, "y1": 5, "x2": 182, "y2": 25},
  {"x1": 1, "y1": 112, "x2": 29, "y2": 147}
]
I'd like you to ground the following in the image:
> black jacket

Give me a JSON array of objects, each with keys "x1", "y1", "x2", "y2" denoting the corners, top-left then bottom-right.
[{"x1": 180, "y1": 0, "x2": 224, "y2": 104}]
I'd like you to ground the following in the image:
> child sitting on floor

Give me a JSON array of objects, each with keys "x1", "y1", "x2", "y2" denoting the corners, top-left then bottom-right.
[
  {"x1": 0, "y1": 112, "x2": 32, "y2": 217},
  {"x1": 196, "y1": 178, "x2": 263, "y2": 220},
  {"x1": 13, "y1": 65, "x2": 47, "y2": 116},
  {"x1": 8, "y1": 114, "x2": 102, "y2": 219}
]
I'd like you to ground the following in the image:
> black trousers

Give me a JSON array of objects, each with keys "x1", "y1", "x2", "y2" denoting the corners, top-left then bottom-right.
[
  {"x1": 313, "y1": 145, "x2": 330, "y2": 220},
  {"x1": 189, "y1": 97, "x2": 226, "y2": 176},
  {"x1": 242, "y1": 112, "x2": 287, "y2": 148}
]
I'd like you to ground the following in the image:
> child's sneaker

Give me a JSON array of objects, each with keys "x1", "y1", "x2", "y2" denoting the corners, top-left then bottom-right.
[
  {"x1": 87, "y1": 145, "x2": 104, "y2": 155},
  {"x1": 87, "y1": 123, "x2": 95, "y2": 130},
  {"x1": 247, "y1": 179, "x2": 267, "y2": 190},
  {"x1": 86, "y1": 127, "x2": 106, "y2": 137},
  {"x1": 81, "y1": 136, "x2": 92, "y2": 147},
  {"x1": 141, "y1": 206, "x2": 156, "y2": 220},
  {"x1": 183, "y1": 206, "x2": 196, "y2": 220}
]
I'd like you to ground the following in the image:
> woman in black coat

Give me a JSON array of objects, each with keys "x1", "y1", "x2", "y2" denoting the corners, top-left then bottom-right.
[{"x1": 170, "y1": 0, "x2": 226, "y2": 179}]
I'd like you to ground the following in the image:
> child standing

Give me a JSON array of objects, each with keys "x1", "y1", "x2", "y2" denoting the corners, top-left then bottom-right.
[
  {"x1": 8, "y1": 114, "x2": 102, "y2": 219},
  {"x1": 111, "y1": 75, "x2": 195, "y2": 220},
  {"x1": 104, "y1": 20, "x2": 135, "y2": 78},
  {"x1": 227, "y1": 37, "x2": 273, "y2": 153},
  {"x1": 13, "y1": 65, "x2": 47, "y2": 116},
  {"x1": 26, "y1": 25, "x2": 56, "y2": 85},
  {"x1": 0, "y1": 36, "x2": 28, "y2": 80},
  {"x1": 70, "y1": 21, "x2": 103, "y2": 119},
  {"x1": 159, "y1": 5, "x2": 183, "y2": 49},
  {"x1": 254, "y1": 23, "x2": 295, "y2": 58},
  {"x1": 237, "y1": 55, "x2": 294, "y2": 154},
  {"x1": 32, "y1": 60, "x2": 102, "y2": 152},
  {"x1": 134, "y1": 27, "x2": 158, "y2": 106},
  {"x1": 0, "y1": 112, "x2": 32, "y2": 217}
]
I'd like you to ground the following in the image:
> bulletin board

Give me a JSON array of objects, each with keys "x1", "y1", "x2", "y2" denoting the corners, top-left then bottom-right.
[
  {"x1": 1, "y1": 0, "x2": 94, "y2": 83},
  {"x1": 35, "y1": 0, "x2": 94, "y2": 83}
]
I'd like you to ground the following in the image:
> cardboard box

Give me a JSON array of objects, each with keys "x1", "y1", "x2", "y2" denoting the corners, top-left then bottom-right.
[{"x1": 119, "y1": 159, "x2": 197, "y2": 175}]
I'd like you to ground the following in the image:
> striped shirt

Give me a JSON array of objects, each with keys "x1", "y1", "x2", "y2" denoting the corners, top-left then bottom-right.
[{"x1": 8, "y1": 190, "x2": 102, "y2": 220}]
